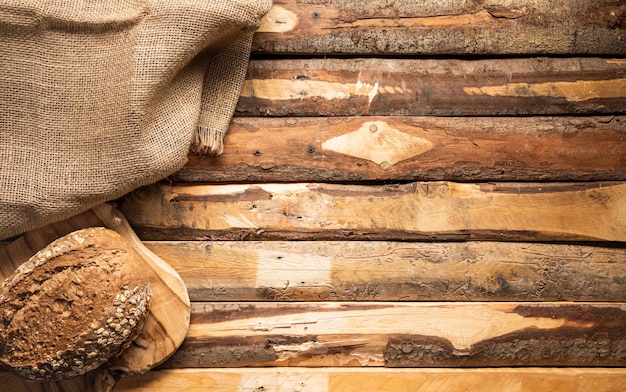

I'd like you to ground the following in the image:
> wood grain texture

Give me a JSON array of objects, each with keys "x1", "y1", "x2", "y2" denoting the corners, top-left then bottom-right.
[
  {"x1": 173, "y1": 116, "x2": 626, "y2": 183},
  {"x1": 3, "y1": 365, "x2": 625, "y2": 391},
  {"x1": 112, "y1": 368, "x2": 626, "y2": 392},
  {"x1": 0, "y1": 369, "x2": 116, "y2": 392},
  {"x1": 159, "y1": 302, "x2": 626, "y2": 368},
  {"x1": 120, "y1": 182, "x2": 626, "y2": 242},
  {"x1": 236, "y1": 58, "x2": 626, "y2": 116},
  {"x1": 252, "y1": 0, "x2": 626, "y2": 55},
  {"x1": 145, "y1": 241, "x2": 626, "y2": 302}
]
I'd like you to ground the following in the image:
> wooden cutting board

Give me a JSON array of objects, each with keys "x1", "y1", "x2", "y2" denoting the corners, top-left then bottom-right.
[{"x1": 0, "y1": 204, "x2": 191, "y2": 392}]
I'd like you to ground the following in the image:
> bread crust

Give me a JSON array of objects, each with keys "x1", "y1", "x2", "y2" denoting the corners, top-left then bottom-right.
[{"x1": 0, "y1": 227, "x2": 151, "y2": 381}]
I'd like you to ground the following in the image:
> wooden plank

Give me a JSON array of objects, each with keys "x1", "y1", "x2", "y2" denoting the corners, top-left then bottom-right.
[
  {"x1": 120, "y1": 182, "x2": 626, "y2": 242},
  {"x1": 252, "y1": 1, "x2": 626, "y2": 55},
  {"x1": 6, "y1": 368, "x2": 625, "y2": 392},
  {"x1": 235, "y1": 58, "x2": 626, "y2": 116},
  {"x1": 111, "y1": 368, "x2": 626, "y2": 392},
  {"x1": 174, "y1": 116, "x2": 626, "y2": 183},
  {"x1": 146, "y1": 241, "x2": 626, "y2": 302},
  {"x1": 159, "y1": 302, "x2": 626, "y2": 368}
]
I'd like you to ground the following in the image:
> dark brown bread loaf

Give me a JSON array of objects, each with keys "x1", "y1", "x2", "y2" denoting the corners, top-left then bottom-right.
[{"x1": 0, "y1": 227, "x2": 151, "y2": 381}]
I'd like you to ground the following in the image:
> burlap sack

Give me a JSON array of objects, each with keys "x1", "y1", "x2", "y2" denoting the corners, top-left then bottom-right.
[{"x1": 0, "y1": 0, "x2": 272, "y2": 240}]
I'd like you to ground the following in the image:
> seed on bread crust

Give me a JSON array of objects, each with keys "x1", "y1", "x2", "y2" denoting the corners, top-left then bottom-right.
[{"x1": 0, "y1": 227, "x2": 151, "y2": 381}]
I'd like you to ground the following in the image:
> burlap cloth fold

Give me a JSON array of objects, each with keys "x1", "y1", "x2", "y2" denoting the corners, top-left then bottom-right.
[{"x1": 0, "y1": 0, "x2": 272, "y2": 240}]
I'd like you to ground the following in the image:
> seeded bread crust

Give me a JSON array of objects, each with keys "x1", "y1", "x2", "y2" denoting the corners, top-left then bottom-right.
[{"x1": 0, "y1": 227, "x2": 151, "y2": 381}]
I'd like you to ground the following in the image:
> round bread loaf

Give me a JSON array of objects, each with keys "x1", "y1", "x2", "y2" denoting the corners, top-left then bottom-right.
[{"x1": 0, "y1": 227, "x2": 151, "y2": 381}]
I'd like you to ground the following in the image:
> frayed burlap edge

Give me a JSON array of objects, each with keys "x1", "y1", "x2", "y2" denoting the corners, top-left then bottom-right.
[
  {"x1": 191, "y1": 126, "x2": 226, "y2": 156},
  {"x1": 191, "y1": 31, "x2": 255, "y2": 157}
]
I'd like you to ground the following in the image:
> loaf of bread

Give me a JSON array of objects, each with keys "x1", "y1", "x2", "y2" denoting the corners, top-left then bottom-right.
[{"x1": 0, "y1": 227, "x2": 151, "y2": 381}]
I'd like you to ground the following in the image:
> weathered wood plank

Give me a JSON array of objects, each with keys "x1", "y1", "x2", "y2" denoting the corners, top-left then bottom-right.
[
  {"x1": 145, "y1": 241, "x2": 626, "y2": 302},
  {"x1": 236, "y1": 58, "x2": 626, "y2": 116},
  {"x1": 160, "y1": 302, "x2": 626, "y2": 368},
  {"x1": 120, "y1": 182, "x2": 626, "y2": 242},
  {"x1": 252, "y1": 0, "x2": 626, "y2": 55},
  {"x1": 112, "y1": 368, "x2": 626, "y2": 392},
  {"x1": 174, "y1": 116, "x2": 626, "y2": 183}
]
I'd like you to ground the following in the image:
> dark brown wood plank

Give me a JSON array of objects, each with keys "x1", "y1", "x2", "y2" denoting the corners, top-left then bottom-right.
[
  {"x1": 159, "y1": 302, "x2": 626, "y2": 368},
  {"x1": 120, "y1": 182, "x2": 626, "y2": 242},
  {"x1": 173, "y1": 116, "x2": 626, "y2": 183},
  {"x1": 235, "y1": 58, "x2": 626, "y2": 116},
  {"x1": 111, "y1": 368, "x2": 626, "y2": 392},
  {"x1": 145, "y1": 241, "x2": 626, "y2": 302},
  {"x1": 252, "y1": 0, "x2": 626, "y2": 56}
]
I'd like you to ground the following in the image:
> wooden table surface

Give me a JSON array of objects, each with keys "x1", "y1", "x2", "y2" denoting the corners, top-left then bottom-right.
[{"x1": 3, "y1": 0, "x2": 626, "y2": 390}]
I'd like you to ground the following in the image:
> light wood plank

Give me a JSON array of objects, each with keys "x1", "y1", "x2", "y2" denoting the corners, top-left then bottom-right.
[
  {"x1": 159, "y1": 302, "x2": 626, "y2": 368},
  {"x1": 5, "y1": 368, "x2": 624, "y2": 392},
  {"x1": 111, "y1": 368, "x2": 626, "y2": 392},
  {"x1": 145, "y1": 241, "x2": 626, "y2": 302},
  {"x1": 174, "y1": 116, "x2": 626, "y2": 183},
  {"x1": 252, "y1": 0, "x2": 626, "y2": 55},
  {"x1": 120, "y1": 182, "x2": 626, "y2": 242},
  {"x1": 236, "y1": 58, "x2": 626, "y2": 116}
]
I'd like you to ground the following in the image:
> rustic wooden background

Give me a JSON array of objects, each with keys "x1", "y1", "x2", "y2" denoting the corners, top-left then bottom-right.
[
  {"x1": 116, "y1": 0, "x2": 626, "y2": 390},
  {"x1": 3, "y1": 0, "x2": 626, "y2": 390}
]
